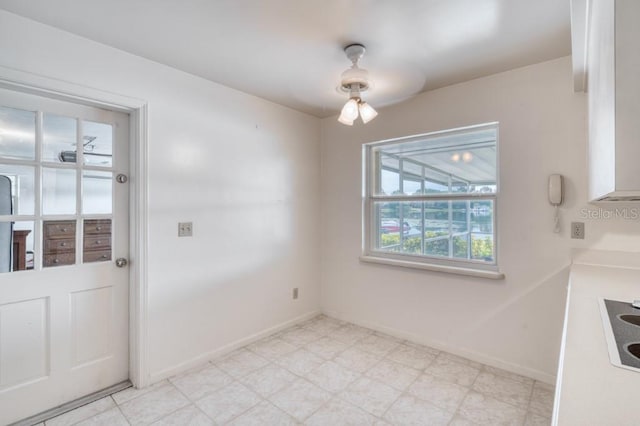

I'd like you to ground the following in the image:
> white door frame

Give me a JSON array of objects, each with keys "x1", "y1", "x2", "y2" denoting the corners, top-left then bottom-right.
[{"x1": 0, "y1": 65, "x2": 150, "y2": 388}]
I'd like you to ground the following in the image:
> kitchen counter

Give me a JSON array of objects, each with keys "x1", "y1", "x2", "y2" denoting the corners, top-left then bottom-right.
[{"x1": 553, "y1": 251, "x2": 640, "y2": 426}]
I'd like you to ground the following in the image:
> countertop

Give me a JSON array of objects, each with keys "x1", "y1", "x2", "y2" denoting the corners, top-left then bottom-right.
[{"x1": 553, "y1": 251, "x2": 640, "y2": 426}]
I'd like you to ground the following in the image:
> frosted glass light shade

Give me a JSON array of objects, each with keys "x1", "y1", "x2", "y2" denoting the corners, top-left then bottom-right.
[
  {"x1": 338, "y1": 98, "x2": 359, "y2": 124},
  {"x1": 359, "y1": 102, "x2": 378, "y2": 123},
  {"x1": 338, "y1": 115, "x2": 354, "y2": 126}
]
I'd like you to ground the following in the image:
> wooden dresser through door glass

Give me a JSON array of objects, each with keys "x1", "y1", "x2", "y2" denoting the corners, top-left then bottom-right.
[{"x1": 43, "y1": 220, "x2": 76, "y2": 267}]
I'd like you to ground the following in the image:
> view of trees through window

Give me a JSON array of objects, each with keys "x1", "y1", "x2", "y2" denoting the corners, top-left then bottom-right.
[
  {"x1": 367, "y1": 124, "x2": 498, "y2": 265},
  {"x1": 376, "y1": 200, "x2": 494, "y2": 261}
]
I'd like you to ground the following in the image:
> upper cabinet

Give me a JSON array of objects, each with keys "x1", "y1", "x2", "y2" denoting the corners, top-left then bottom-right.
[{"x1": 572, "y1": 0, "x2": 640, "y2": 201}]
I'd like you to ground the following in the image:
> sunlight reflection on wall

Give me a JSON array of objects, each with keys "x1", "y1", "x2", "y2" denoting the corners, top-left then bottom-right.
[{"x1": 158, "y1": 127, "x2": 295, "y2": 294}]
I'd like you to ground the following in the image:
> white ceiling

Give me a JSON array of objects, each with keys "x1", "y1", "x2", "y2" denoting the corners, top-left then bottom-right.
[{"x1": 0, "y1": 0, "x2": 571, "y2": 118}]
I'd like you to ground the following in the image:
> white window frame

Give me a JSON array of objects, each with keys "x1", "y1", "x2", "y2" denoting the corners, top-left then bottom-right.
[{"x1": 361, "y1": 123, "x2": 504, "y2": 280}]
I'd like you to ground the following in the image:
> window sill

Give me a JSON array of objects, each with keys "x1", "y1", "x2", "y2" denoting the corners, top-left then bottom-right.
[{"x1": 359, "y1": 255, "x2": 505, "y2": 280}]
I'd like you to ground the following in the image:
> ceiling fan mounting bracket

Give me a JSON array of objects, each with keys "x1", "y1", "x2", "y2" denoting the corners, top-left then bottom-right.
[{"x1": 344, "y1": 43, "x2": 366, "y2": 64}]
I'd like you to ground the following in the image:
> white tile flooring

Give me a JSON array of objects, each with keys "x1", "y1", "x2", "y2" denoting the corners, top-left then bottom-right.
[{"x1": 41, "y1": 315, "x2": 554, "y2": 425}]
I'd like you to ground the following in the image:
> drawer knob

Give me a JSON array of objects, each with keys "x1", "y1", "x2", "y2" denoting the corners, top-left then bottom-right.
[
  {"x1": 61, "y1": 228, "x2": 67, "y2": 232},
  {"x1": 53, "y1": 258, "x2": 59, "y2": 264},
  {"x1": 96, "y1": 226, "x2": 102, "y2": 231},
  {"x1": 102, "y1": 254, "x2": 108, "y2": 259},
  {"x1": 95, "y1": 240, "x2": 101, "y2": 245},
  {"x1": 60, "y1": 242, "x2": 67, "y2": 247}
]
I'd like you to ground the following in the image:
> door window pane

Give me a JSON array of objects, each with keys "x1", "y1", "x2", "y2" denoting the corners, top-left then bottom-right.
[
  {"x1": 42, "y1": 113, "x2": 77, "y2": 163},
  {"x1": 83, "y1": 121, "x2": 113, "y2": 167},
  {"x1": 82, "y1": 171, "x2": 112, "y2": 214},
  {"x1": 43, "y1": 220, "x2": 76, "y2": 267},
  {"x1": 0, "y1": 221, "x2": 35, "y2": 273},
  {"x1": 42, "y1": 168, "x2": 76, "y2": 215},
  {"x1": 0, "y1": 165, "x2": 35, "y2": 215},
  {"x1": 0, "y1": 106, "x2": 36, "y2": 160},
  {"x1": 83, "y1": 219, "x2": 111, "y2": 263}
]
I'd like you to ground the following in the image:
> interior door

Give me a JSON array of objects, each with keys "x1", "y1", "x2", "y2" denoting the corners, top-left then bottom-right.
[{"x1": 0, "y1": 88, "x2": 129, "y2": 424}]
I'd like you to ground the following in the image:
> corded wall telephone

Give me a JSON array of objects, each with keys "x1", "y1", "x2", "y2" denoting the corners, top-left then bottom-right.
[{"x1": 549, "y1": 174, "x2": 564, "y2": 233}]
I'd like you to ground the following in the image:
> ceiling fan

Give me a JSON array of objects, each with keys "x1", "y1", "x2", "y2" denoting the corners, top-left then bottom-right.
[{"x1": 337, "y1": 44, "x2": 378, "y2": 126}]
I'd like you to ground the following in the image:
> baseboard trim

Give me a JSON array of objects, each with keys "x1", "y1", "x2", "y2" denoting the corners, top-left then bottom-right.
[
  {"x1": 11, "y1": 380, "x2": 131, "y2": 426},
  {"x1": 323, "y1": 309, "x2": 556, "y2": 385},
  {"x1": 148, "y1": 310, "x2": 321, "y2": 384}
]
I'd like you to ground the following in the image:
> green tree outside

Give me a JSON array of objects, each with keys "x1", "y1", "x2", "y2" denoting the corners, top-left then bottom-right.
[{"x1": 380, "y1": 232, "x2": 493, "y2": 260}]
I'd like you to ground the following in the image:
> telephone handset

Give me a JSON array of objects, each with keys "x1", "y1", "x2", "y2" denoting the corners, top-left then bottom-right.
[
  {"x1": 549, "y1": 174, "x2": 564, "y2": 233},
  {"x1": 549, "y1": 174, "x2": 563, "y2": 206}
]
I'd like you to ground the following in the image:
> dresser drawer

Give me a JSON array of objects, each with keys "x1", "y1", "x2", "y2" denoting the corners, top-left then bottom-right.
[
  {"x1": 84, "y1": 250, "x2": 111, "y2": 263},
  {"x1": 43, "y1": 252, "x2": 75, "y2": 267},
  {"x1": 84, "y1": 219, "x2": 112, "y2": 235},
  {"x1": 44, "y1": 238, "x2": 75, "y2": 253},
  {"x1": 43, "y1": 220, "x2": 76, "y2": 239},
  {"x1": 83, "y1": 235, "x2": 111, "y2": 250}
]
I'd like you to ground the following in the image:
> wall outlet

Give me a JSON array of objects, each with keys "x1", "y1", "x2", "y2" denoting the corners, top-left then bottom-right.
[
  {"x1": 571, "y1": 222, "x2": 585, "y2": 239},
  {"x1": 178, "y1": 222, "x2": 193, "y2": 237},
  {"x1": 292, "y1": 288, "x2": 299, "y2": 300}
]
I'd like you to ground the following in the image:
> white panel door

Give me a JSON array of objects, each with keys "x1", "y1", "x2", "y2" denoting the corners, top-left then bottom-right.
[{"x1": 0, "y1": 88, "x2": 129, "y2": 424}]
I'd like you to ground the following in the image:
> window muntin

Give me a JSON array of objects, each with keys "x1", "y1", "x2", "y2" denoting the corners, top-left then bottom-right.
[{"x1": 365, "y1": 123, "x2": 498, "y2": 269}]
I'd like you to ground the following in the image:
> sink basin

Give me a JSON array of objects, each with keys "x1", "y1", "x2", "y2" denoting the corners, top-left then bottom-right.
[
  {"x1": 619, "y1": 315, "x2": 640, "y2": 327},
  {"x1": 627, "y1": 343, "x2": 640, "y2": 360}
]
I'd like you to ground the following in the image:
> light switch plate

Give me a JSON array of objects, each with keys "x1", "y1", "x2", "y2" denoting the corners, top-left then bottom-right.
[{"x1": 178, "y1": 222, "x2": 193, "y2": 237}]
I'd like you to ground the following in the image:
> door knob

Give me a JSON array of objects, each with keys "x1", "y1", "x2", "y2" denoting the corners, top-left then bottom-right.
[{"x1": 115, "y1": 258, "x2": 128, "y2": 268}]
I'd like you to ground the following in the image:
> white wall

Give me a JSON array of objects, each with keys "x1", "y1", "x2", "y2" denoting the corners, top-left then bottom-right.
[
  {"x1": 3, "y1": 9, "x2": 638, "y2": 388},
  {"x1": 0, "y1": 10, "x2": 321, "y2": 381},
  {"x1": 320, "y1": 56, "x2": 640, "y2": 382}
]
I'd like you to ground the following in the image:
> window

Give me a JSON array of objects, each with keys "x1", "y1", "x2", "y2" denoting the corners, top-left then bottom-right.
[{"x1": 362, "y1": 123, "x2": 500, "y2": 276}]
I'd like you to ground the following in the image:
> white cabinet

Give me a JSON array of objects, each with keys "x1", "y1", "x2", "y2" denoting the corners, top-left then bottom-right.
[{"x1": 581, "y1": 0, "x2": 640, "y2": 201}]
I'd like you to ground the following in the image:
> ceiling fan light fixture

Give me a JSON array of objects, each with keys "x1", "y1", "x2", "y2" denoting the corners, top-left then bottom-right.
[
  {"x1": 337, "y1": 43, "x2": 378, "y2": 126},
  {"x1": 358, "y1": 102, "x2": 378, "y2": 124}
]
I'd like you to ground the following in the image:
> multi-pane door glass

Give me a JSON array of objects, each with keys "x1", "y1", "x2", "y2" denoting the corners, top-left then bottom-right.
[
  {"x1": 370, "y1": 124, "x2": 498, "y2": 265},
  {"x1": 0, "y1": 104, "x2": 114, "y2": 273}
]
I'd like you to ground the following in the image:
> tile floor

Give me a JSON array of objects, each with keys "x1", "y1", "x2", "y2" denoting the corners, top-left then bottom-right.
[{"x1": 41, "y1": 315, "x2": 554, "y2": 425}]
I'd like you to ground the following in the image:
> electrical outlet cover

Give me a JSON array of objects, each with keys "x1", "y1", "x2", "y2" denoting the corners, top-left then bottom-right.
[
  {"x1": 178, "y1": 222, "x2": 193, "y2": 237},
  {"x1": 571, "y1": 222, "x2": 585, "y2": 239}
]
